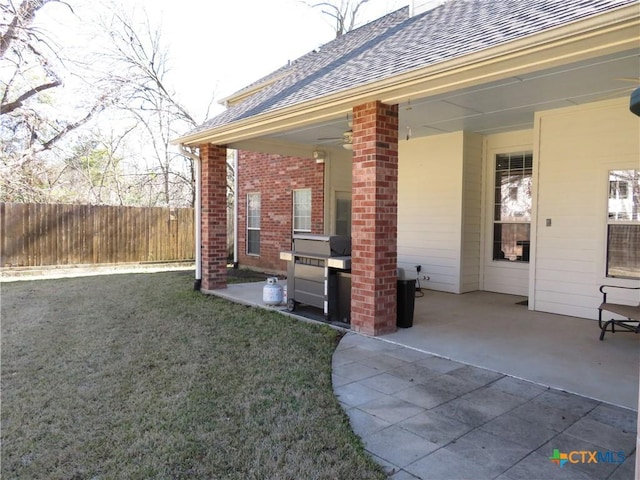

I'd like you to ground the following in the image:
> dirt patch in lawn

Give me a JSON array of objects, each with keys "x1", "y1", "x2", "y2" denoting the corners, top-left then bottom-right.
[
  {"x1": 226, "y1": 267, "x2": 283, "y2": 284},
  {"x1": 1, "y1": 271, "x2": 384, "y2": 480}
]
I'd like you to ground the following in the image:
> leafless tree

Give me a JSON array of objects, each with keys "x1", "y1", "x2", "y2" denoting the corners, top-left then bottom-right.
[
  {"x1": 0, "y1": 1, "x2": 231, "y2": 208},
  {"x1": 0, "y1": 0, "x2": 63, "y2": 114},
  {"x1": 0, "y1": 0, "x2": 113, "y2": 202},
  {"x1": 97, "y1": 7, "x2": 217, "y2": 207},
  {"x1": 301, "y1": 0, "x2": 371, "y2": 37}
]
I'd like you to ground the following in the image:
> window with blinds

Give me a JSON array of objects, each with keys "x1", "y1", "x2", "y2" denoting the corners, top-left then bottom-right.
[
  {"x1": 293, "y1": 188, "x2": 312, "y2": 233},
  {"x1": 247, "y1": 193, "x2": 261, "y2": 256},
  {"x1": 493, "y1": 152, "x2": 533, "y2": 262},
  {"x1": 607, "y1": 169, "x2": 640, "y2": 278}
]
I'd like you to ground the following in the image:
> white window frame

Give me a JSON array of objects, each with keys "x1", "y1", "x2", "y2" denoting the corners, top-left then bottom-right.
[
  {"x1": 293, "y1": 188, "x2": 312, "y2": 234},
  {"x1": 492, "y1": 151, "x2": 533, "y2": 263},
  {"x1": 606, "y1": 169, "x2": 640, "y2": 279},
  {"x1": 246, "y1": 193, "x2": 260, "y2": 256}
]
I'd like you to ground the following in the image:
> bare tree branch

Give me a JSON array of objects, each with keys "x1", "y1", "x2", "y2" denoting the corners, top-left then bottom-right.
[
  {"x1": 0, "y1": 79, "x2": 61, "y2": 114},
  {"x1": 0, "y1": 0, "x2": 72, "y2": 59},
  {"x1": 301, "y1": 0, "x2": 372, "y2": 37},
  {"x1": 38, "y1": 100, "x2": 107, "y2": 152}
]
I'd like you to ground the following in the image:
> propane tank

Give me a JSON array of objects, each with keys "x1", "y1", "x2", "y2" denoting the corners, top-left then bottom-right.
[{"x1": 263, "y1": 277, "x2": 283, "y2": 305}]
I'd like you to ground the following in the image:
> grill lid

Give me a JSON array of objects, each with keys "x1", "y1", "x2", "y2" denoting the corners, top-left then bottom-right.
[{"x1": 292, "y1": 234, "x2": 351, "y2": 256}]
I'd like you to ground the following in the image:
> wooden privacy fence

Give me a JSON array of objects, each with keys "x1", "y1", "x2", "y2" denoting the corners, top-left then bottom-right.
[{"x1": 1, "y1": 203, "x2": 195, "y2": 267}]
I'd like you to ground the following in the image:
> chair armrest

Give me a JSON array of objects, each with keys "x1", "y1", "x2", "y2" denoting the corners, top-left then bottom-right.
[{"x1": 599, "y1": 284, "x2": 640, "y2": 304}]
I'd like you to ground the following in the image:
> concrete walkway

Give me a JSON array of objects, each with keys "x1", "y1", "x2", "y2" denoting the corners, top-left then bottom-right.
[{"x1": 333, "y1": 333, "x2": 637, "y2": 480}]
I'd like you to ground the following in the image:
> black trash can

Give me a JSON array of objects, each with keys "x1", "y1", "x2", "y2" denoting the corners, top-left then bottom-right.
[{"x1": 397, "y1": 279, "x2": 416, "y2": 328}]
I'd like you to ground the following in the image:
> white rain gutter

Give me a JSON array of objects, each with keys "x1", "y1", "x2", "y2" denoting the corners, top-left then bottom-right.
[
  {"x1": 232, "y1": 149, "x2": 239, "y2": 268},
  {"x1": 178, "y1": 144, "x2": 202, "y2": 290}
]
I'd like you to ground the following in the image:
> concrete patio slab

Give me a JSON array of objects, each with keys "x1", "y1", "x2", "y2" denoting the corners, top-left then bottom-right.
[
  {"x1": 208, "y1": 282, "x2": 639, "y2": 409},
  {"x1": 443, "y1": 429, "x2": 531, "y2": 477},
  {"x1": 334, "y1": 333, "x2": 637, "y2": 480},
  {"x1": 206, "y1": 281, "x2": 638, "y2": 479},
  {"x1": 363, "y1": 425, "x2": 439, "y2": 468}
]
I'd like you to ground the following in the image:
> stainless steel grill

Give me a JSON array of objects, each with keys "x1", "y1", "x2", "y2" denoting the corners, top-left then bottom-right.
[{"x1": 280, "y1": 234, "x2": 351, "y2": 323}]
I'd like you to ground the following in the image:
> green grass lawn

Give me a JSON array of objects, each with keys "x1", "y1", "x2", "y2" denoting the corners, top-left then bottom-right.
[{"x1": 1, "y1": 271, "x2": 386, "y2": 479}]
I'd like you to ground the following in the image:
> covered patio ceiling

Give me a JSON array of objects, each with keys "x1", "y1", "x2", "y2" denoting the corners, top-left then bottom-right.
[{"x1": 243, "y1": 50, "x2": 640, "y2": 151}]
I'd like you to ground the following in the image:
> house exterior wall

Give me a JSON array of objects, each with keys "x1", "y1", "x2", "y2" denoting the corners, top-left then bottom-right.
[
  {"x1": 460, "y1": 132, "x2": 484, "y2": 293},
  {"x1": 237, "y1": 151, "x2": 324, "y2": 273},
  {"x1": 532, "y1": 98, "x2": 640, "y2": 319},
  {"x1": 397, "y1": 131, "x2": 483, "y2": 294},
  {"x1": 325, "y1": 153, "x2": 353, "y2": 234},
  {"x1": 397, "y1": 132, "x2": 465, "y2": 293},
  {"x1": 233, "y1": 100, "x2": 638, "y2": 322}
]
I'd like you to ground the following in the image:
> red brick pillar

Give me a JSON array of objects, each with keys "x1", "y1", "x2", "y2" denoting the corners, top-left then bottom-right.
[
  {"x1": 350, "y1": 101, "x2": 399, "y2": 335},
  {"x1": 200, "y1": 143, "x2": 227, "y2": 291}
]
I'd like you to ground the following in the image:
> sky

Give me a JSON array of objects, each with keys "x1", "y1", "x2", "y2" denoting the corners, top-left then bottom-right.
[
  {"x1": 39, "y1": 0, "x2": 408, "y2": 122},
  {"x1": 152, "y1": 0, "x2": 408, "y2": 117}
]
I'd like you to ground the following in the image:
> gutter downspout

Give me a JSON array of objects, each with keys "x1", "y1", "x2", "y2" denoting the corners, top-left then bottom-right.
[
  {"x1": 233, "y1": 149, "x2": 239, "y2": 269},
  {"x1": 179, "y1": 144, "x2": 202, "y2": 291}
]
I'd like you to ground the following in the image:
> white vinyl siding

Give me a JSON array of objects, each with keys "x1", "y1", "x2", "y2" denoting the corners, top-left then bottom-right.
[
  {"x1": 325, "y1": 149, "x2": 353, "y2": 235},
  {"x1": 460, "y1": 132, "x2": 483, "y2": 292},
  {"x1": 533, "y1": 98, "x2": 640, "y2": 319},
  {"x1": 398, "y1": 132, "x2": 464, "y2": 293},
  {"x1": 334, "y1": 191, "x2": 352, "y2": 237}
]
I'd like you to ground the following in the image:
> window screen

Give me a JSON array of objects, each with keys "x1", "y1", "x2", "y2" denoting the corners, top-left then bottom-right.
[
  {"x1": 247, "y1": 193, "x2": 260, "y2": 255},
  {"x1": 493, "y1": 152, "x2": 533, "y2": 262},
  {"x1": 607, "y1": 170, "x2": 640, "y2": 278}
]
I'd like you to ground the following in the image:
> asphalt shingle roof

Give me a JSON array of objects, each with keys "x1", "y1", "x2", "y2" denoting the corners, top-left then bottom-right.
[{"x1": 190, "y1": 0, "x2": 636, "y2": 136}]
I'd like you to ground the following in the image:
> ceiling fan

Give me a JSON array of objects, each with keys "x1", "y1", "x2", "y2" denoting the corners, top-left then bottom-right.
[
  {"x1": 317, "y1": 130, "x2": 353, "y2": 150},
  {"x1": 317, "y1": 120, "x2": 353, "y2": 150},
  {"x1": 594, "y1": 77, "x2": 640, "y2": 101}
]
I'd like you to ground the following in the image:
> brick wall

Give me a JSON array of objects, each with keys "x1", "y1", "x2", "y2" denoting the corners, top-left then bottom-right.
[
  {"x1": 350, "y1": 101, "x2": 399, "y2": 335},
  {"x1": 237, "y1": 151, "x2": 324, "y2": 272}
]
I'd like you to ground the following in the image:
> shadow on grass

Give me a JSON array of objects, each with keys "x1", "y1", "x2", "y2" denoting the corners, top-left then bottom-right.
[{"x1": 226, "y1": 267, "x2": 280, "y2": 284}]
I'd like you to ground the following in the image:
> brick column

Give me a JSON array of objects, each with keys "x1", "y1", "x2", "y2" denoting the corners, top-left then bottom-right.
[
  {"x1": 200, "y1": 143, "x2": 227, "y2": 291},
  {"x1": 350, "y1": 101, "x2": 399, "y2": 335}
]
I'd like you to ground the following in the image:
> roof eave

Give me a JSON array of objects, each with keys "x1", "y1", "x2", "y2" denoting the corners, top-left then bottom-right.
[
  {"x1": 173, "y1": 4, "x2": 640, "y2": 147},
  {"x1": 217, "y1": 71, "x2": 291, "y2": 107}
]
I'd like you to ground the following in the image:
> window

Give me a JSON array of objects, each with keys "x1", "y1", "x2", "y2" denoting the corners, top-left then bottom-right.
[
  {"x1": 607, "y1": 170, "x2": 640, "y2": 279},
  {"x1": 492, "y1": 152, "x2": 533, "y2": 262},
  {"x1": 610, "y1": 180, "x2": 629, "y2": 201},
  {"x1": 293, "y1": 188, "x2": 312, "y2": 233},
  {"x1": 247, "y1": 193, "x2": 260, "y2": 255}
]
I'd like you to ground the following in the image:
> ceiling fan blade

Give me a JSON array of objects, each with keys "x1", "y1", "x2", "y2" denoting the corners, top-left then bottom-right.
[{"x1": 591, "y1": 87, "x2": 636, "y2": 102}]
